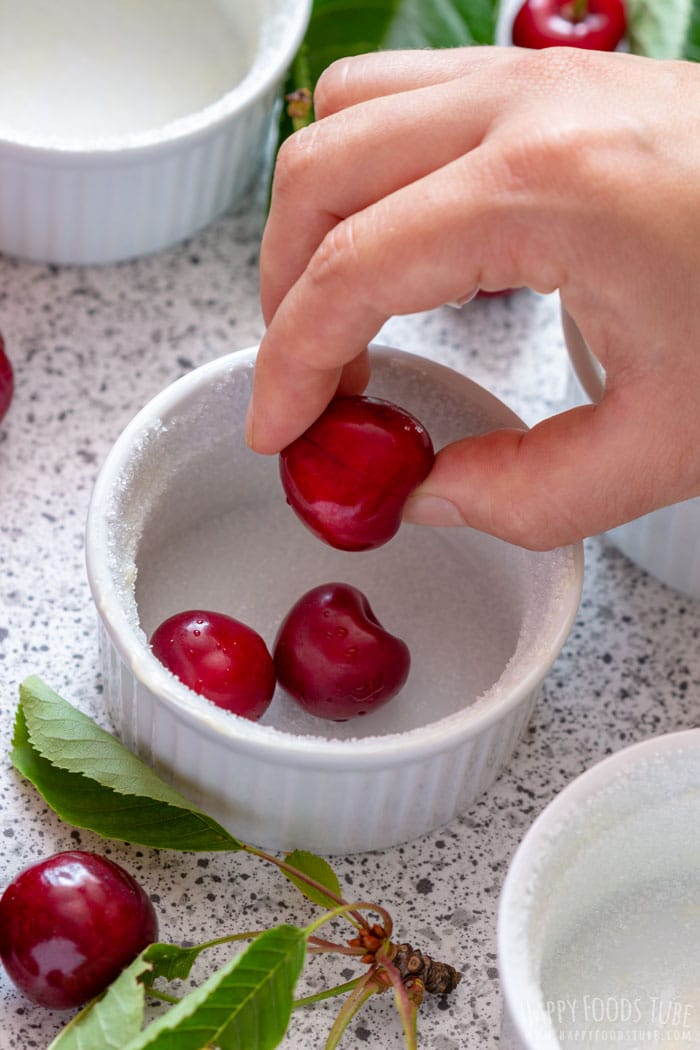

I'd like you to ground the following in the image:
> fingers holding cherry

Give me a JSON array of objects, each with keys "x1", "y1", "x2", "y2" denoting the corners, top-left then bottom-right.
[{"x1": 0, "y1": 850, "x2": 158, "y2": 1009}]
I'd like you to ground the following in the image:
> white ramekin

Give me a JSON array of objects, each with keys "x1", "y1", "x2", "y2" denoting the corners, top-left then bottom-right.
[
  {"x1": 0, "y1": 0, "x2": 310, "y2": 265},
  {"x1": 495, "y1": 0, "x2": 524, "y2": 44},
  {"x1": 498, "y1": 729, "x2": 700, "y2": 1050},
  {"x1": 85, "y1": 344, "x2": 583, "y2": 854},
  {"x1": 562, "y1": 306, "x2": 700, "y2": 599}
]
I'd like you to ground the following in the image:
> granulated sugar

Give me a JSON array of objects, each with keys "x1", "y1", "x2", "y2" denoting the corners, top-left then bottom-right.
[
  {"x1": 100, "y1": 348, "x2": 578, "y2": 742},
  {"x1": 0, "y1": 0, "x2": 251, "y2": 142}
]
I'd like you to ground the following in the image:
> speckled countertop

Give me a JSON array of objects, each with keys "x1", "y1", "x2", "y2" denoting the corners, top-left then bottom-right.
[{"x1": 0, "y1": 186, "x2": 697, "y2": 1050}]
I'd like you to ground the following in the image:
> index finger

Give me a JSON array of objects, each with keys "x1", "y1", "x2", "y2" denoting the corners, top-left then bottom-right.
[
  {"x1": 248, "y1": 136, "x2": 560, "y2": 454},
  {"x1": 260, "y1": 54, "x2": 512, "y2": 325}
]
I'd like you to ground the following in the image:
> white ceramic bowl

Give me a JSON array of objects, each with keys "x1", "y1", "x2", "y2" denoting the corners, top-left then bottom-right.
[
  {"x1": 0, "y1": 0, "x2": 310, "y2": 265},
  {"x1": 85, "y1": 344, "x2": 583, "y2": 854},
  {"x1": 498, "y1": 728, "x2": 700, "y2": 1050},
  {"x1": 495, "y1": 0, "x2": 524, "y2": 44},
  {"x1": 562, "y1": 306, "x2": 700, "y2": 599}
]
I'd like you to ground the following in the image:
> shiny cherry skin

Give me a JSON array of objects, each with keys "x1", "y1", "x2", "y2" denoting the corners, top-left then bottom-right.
[
  {"x1": 0, "y1": 850, "x2": 158, "y2": 1010},
  {"x1": 150, "y1": 609, "x2": 275, "y2": 720},
  {"x1": 512, "y1": 0, "x2": 626, "y2": 51},
  {"x1": 273, "y1": 582, "x2": 410, "y2": 721},
  {"x1": 280, "y1": 395, "x2": 435, "y2": 552},
  {"x1": 0, "y1": 332, "x2": 14, "y2": 424}
]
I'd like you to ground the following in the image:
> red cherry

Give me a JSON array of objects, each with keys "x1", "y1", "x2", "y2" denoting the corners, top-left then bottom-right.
[
  {"x1": 512, "y1": 0, "x2": 626, "y2": 51},
  {"x1": 273, "y1": 582, "x2": 410, "y2": 721},
  {"x1": 0, "y1": 332, "x2": 14, "y2": 424},
  {"x1": 279, "y1": 395, "x2": 435, "y2": 552},
  {"x1": 0, "y1": 850, "x2": 158, "y2": 1010},
  {"x1": 150, "y1": 609, "x2": 275, "y2": 720}
]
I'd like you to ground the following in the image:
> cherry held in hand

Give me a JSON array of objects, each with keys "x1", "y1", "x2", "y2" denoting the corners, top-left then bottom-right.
[
  {"x1": 273, "y1": 582, "x2": 410, "y2": 721},
  {"x1": 150, "y1": 610, "x2": 275, "y2": 720},
  {"x1": 279, "y1": 395, "x2": 435, "y2": 551},
  {"x1": 0, "y1": 332, "x2": 14, "y2": 424},
  {"x1": 0, "y1": 850, "x2": 158, "y2": 1009},
  {"x1": 512, "y1": 0, "x2": 626, "y2": 51}
]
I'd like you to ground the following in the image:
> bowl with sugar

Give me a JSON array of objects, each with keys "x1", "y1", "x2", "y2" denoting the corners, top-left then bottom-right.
[
  {"x1": 498, "y1": 728, "x2": 700, "y2": 1050},
  {"x1": 85, "y1": 344, "x2": 584, "y2": 853},
  {"x1": 0, "y1": 0, "x2": 311, "y2": 264}
]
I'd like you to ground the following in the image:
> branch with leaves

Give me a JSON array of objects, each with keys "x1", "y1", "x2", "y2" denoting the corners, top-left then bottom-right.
[{"x1": 11, "y1": 677, "x2": 460, "y2": 1050}]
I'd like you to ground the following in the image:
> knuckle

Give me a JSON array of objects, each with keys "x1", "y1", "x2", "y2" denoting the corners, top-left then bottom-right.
[
  {"x1": 308, "y1": 218, "x2": 360, "y2": 291},
  {"x1": 490, "y1": 124, "x2": 568, "y2": 193},
  {"x1": 272, "y1": 123, "x2": 324, "y2": 198},
  {"x1": 506, "y1": 515, "x2": 564, "y2": 552},
  {"x1": 490, "y1": 495, "x2": 563, "y2": 550},
  {"x1": 516, "y1": 44, "x2": 598, "y2": 95},
  {"x1": 491, "y1": 54, "x2": 599, "y2": 180}
]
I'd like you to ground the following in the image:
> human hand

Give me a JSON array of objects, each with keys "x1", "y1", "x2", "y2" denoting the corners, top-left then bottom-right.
[{"x1": 248, "y1": 45, "x2": 700, "y2": 549}]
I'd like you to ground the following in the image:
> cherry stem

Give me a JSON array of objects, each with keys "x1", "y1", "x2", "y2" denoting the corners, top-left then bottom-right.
[
  {"x1": 305, "y1": 901, "x2": 393, "y2": 942},
  {"x1": 189, "y1": 930, "x2": 265, "y2": 951},
  {"x1": 293, "y1": 976, "x2": 365, "y2": 1009},
  {"x1": 323, "y1": 969, "x2": 382, "y2": 1050},
  {"x1": 308, "y1": 936, "x2": 366, "y2": 956},
  {"x1": 146, "y1": 986, "x2": 182, "y2": 1006},
  {"x1": 243, "y1": 844, "x2": 373, "y2": 932},
  {"x1": 376, "y1": 948, "x2": 419, "y2": 1050},
  {"x1": 563, "y1": 0, "x2": 588, "y2": 20}
]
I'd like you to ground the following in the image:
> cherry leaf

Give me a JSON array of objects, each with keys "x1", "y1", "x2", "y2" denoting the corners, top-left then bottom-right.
[
  {"x1": 47, "y1": 954, "x2": 153, "y2": 1050},
  {"x1": 683, "y1": 0, "x2": 700, "y2": 58},
  {"x1": 142, "y1": 942, "x2": 212, "y2": 984},
  {"x1": 627, "y1": 0, "x2": 691, "y2": 59},
  {"x1": 141, "y1": 939, "x2": 249, "y2": 984},
  {"x1": 122, "y1": 926, "x2": 307, "y2": 1050},
  {"x1": 12, "y1": 676, "x2": 242, "y2": 852},
  {"x1": 282, "y1": 849, "x2": 343, "y2": 910},
  {"x1": 303, "y1": 0, "x2": 497, "y2": 79}
]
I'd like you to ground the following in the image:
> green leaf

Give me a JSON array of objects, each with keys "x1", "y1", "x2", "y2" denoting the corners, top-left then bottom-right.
[
  {"x1": 47, "y1": 954, "x2": 152, "y2": 1050},
  {"x1": 143, "y1": 943, "x2": 214, "y2": 985},
  {"x1": 304, "y1": 0, "x2": 496, "y2": 80},
  {"x1": 682, "y1": 0, "x2": 700, "y2": 59},
  {"x1": 123, "y1": 926, "x2": 307, "y2": 1050},
  {"x1": 627, "y1": 0, "x2": 692, "y2": 59},
  {"x1": 278, "y1": 0, "x2": 499, "y2": 146},
  {"x1": 142, "y1": 937, "x2": 261, "y2": 986},
  {"x1": 282, "y1": 850, "x2": 343, "y2": 910},
  {"x1": 12, "y1": 676, "x2": 243, "y2": 853},
  {"x1": 380, "y1": 0, "x2": 498, "y2": 49}
]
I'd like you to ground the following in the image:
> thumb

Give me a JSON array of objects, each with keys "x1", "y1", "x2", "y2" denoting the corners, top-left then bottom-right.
[{"x1": 402, "y1": 399, "x2": 668, "y2": 551}]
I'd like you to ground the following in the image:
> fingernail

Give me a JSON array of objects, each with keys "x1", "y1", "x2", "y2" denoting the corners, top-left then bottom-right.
[
  {"x1": 446, "y1": 288, "x2": 478, "y2": 309},
  {"x1": 402, "y1": 494, "x2": 467, "y2": 527}
]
